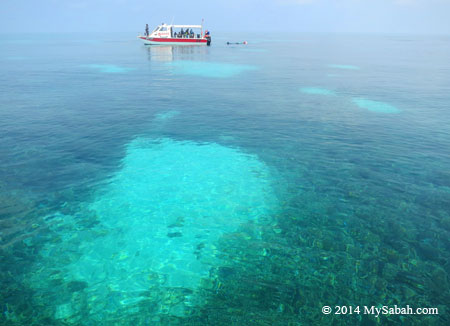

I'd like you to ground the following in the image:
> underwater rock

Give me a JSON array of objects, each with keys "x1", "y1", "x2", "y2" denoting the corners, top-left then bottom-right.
[
  {"x1": 360, "y1": 314, "x2": 377, "y2": 326},
  {"x1": 67, "y1": 281, "x2": 88, "y2": 292},
  {"x1": 431, "y1": 171, "x2": 450, "y2": 187},
  {"x1": 374, "y1": 277, "x2": 387, "y2": 292},
  {"x1": 321, "y1": 237, "x2": 334, "y2": 251},
  {"x1": 54, "y1": 303, "x2": 74, "y2": 320},
  {"x1": 385, "y1": 248, "x2": 401, "y2": 264},
  {"x1": 430, "y1": 267, "x2": 448, "y2": 290},
  {"x1": 440, "y1": 216, "x2": 450, "y2": 231},
  {"x1": 381, "y1": 263, "x2": 398, "y2": 281},
  {"x1": 346, "y1": 244, "x2": 361, "y2": 258},
  {"x1": 167, "y1": 216, "x2": 185, "y2": 228},
  {"x1": 169, "y1": 302, "x2": 186, "y2": 317},
  {"x1": 218, "y1": 266, "x2": 236, "y2": 281},
  {"x1": 402, "y1": 286, "x2": 417, "y2": 299},
  {"x1": 0, "y1": 190, "x2": 41, "y2": 250},
  {"x1": 395, "y1": 271, "x2": 425, "y2": 292},
  {"x1": 273, "y1": 227, "x2": 282, "y2": 234},
  {"x1": 167, "y1": 232, "x2": 183, "y2": 238},
  {"x1": 416, "y1": 242, "x2": 439, "y2": 261}
]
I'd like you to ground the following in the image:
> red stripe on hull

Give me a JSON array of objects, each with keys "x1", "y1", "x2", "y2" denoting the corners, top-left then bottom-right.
[{"x1": 139, "y1": 37, "x2": 207, "y2": 44}]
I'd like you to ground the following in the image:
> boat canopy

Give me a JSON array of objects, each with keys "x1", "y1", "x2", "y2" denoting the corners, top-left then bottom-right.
[{"x1": 171, "y1": 25, "x2": 202, "y2": 29}]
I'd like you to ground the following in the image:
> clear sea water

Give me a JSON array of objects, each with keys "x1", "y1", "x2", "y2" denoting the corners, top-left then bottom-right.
[{"x1": 1, "y1": 32, "x2": 449, "y2": 325}]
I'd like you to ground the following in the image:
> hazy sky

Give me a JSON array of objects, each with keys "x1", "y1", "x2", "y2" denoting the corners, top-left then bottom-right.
[{"x1": 1, "y1": 0, "x2": 449, "y2": 34}]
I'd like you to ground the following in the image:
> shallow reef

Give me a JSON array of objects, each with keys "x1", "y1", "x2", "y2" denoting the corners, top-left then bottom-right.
[
  {"x1": 1, "y1": 159, "x2": 449, "y2": 326},
  {"x1": 352, "y1": 98, "x2": 401, "y2": 114},
  {"x1": 300, "y1": 87, "x2": 337, "y2": 96}
]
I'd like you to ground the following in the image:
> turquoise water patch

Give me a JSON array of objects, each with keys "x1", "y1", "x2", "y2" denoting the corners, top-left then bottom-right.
[
  {"x1": 329, "y1": 64, "x2": 360, "y2": 70},
  {"x1": 83, "y1": 64, "x2": 136, "y2": 73},
  {"x1": 352, "y1": 98, "x2": 400, "y2": 113},
  {"x1": 166, "y1": 61, "x2": 257, "y2": 78},
  {"x1": 300, "y1": 87, "x2": 337, "y2": 96},
  {"x1": 149, "y1": 110, "x2": 180, "y2": 134},
  {"x1": 153, "y1": 110, "x2": 180, "y2": 122},
  {"x1": 218, "y1": 135, "x2": 236, "y2": 142},
  {"x1": 33, "y1": 137, "x2": 278, "y2": 319}
]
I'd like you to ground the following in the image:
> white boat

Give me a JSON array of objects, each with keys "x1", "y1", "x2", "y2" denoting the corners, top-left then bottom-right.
[{"x1": 138, "y1": 23, "x2": 211, "y2": 46}]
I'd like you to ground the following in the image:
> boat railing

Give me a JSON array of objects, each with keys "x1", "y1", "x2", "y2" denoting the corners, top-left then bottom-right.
[{"x1": 173, "y1": 32, "x2": 202, "y2": 39}]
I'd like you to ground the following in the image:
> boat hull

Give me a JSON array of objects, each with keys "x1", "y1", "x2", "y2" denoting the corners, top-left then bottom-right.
[{"x1": 138, "y1": 36, "x2": 208, "y2": 45}]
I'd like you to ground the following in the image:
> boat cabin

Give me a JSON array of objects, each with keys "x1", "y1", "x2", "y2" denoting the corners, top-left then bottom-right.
[{"x1": 150, "y1": 24, "x2": 204, "y2": 39}]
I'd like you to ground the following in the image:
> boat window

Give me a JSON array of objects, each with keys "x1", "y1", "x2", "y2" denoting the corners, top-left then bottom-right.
[{"x1": 160, "y1": 27, "x2": 168, "y2": 32}]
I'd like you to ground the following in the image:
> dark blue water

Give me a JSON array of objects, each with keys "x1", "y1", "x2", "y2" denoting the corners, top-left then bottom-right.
[{"x1": 1, "y1": 32, "x2": 449, "y2": 325}]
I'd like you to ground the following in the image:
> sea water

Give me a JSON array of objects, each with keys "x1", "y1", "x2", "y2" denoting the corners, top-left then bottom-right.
[{"x1": 0, "y1": 33, "x2": 449, "y2": 325}]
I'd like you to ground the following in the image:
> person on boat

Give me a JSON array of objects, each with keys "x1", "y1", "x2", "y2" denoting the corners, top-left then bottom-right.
[
  {"x1": 145, "y1": 24, "x2": 149, "y2": 37},
  {"x1": 205, "y1": 30, "x2": 210, "y2": 38},
  {"x1": 180, "y1": 28, "x2": 184, "y2": 38}
]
